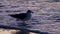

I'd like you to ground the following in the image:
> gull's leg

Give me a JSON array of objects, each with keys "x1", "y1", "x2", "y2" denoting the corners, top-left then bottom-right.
[
  {"x1": 18, "y1": 21, "x2": 28, "y2": 26},
  {"x1": 16, "y1": 19, "x2": 20, "y2": 21},
  {"x1": 17, "y1": 21, "x2": 26, "y2": 26}
]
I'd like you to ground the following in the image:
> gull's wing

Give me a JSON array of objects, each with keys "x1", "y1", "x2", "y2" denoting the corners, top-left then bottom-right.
[{"x1": 9, "y1": 13, "x2": 28, "y2": 20}]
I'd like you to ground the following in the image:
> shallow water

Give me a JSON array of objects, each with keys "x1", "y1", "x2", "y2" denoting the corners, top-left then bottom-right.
[{"x1": 0, "y1": 0, "x2": 60, "y2": 34}]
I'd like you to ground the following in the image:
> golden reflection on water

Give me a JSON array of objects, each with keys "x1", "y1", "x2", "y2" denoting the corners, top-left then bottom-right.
[{"x1": 0, "y1": 29, "x2": 36, "y2": 34}]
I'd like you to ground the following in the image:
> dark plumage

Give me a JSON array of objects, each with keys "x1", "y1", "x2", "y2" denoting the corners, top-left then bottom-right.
[
  {"x1": 9, "y1": 13, "x2": 28, "y2": 20},
  {"x1": 9, "y1": 10, "x2": 33, "y2": 25}
]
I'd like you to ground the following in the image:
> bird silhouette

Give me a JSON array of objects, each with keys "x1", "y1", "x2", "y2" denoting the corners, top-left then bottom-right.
[{"x1": 9, "y1": 10, "x2": 33, "y2": 26}]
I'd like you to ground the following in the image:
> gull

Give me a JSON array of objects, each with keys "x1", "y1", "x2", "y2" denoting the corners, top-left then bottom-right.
[{"x1": 9, "y1": 10, "x2": 33, "y2": 25}]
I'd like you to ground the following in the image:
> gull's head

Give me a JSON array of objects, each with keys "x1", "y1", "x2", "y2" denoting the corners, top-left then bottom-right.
[{"x1": 27, "y1": 10, "x2": 34, "y2": 13}]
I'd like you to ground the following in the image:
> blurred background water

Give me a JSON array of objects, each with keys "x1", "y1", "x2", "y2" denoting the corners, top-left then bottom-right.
[{"x1": 0, "y1": 0, "x2": 60, "y2": 34}]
